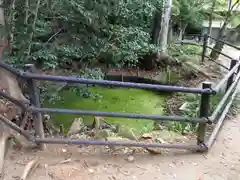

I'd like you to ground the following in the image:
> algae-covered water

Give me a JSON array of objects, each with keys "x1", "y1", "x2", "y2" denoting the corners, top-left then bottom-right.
[{"x1": 44, "y1": 86, "x2": 166, "y2": 135}]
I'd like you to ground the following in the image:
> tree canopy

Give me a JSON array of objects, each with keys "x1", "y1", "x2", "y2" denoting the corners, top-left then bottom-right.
[{"x1": 2, "y1": 0, "x2": 238, "y2": 69}]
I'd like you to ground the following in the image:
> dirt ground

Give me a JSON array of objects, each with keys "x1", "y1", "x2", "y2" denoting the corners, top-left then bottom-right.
[
  {"x1": 3, "y1": 114, "x2": 240, "y2": 180},
  {"x1": 2, "y1": 45, "x2": 240, "y2": 180}
]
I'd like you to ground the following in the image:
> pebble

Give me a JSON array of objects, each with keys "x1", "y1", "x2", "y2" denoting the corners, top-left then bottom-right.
[
  {"x1": 62, "y1": 148, "x2": 67, "y2": 153},
  {"x1": 88, "y1": 168, "x2": 94, "y2": 173},
  {"x1": 126, "y1": 156, "x2": 135, "y2": 162}
]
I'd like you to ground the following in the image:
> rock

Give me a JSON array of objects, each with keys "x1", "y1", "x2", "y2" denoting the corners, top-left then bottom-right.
[
  {"x1": 106, "y1": 136, "x2": 129, "y2": 142},
  {"x1": 106, "y1": 136, "x2": 132, "y2": 152},
  {"x1": 126, "y1": 156, "x2": 135, "y2": 162},
  {"x1": 67, "y1": 118, "x2": 84, "y2": 136},
  {"x1": 144, "y1": 139, "x2": 165, "y2": 155},
  {"x1": 141, "y1": 133, "x2": 153, "y2": 140},
  {"x1": 154, "y1": 123, "x2": 165, "y2": 130},
  {"x1": 179, "y1": 102, "x2": 189, "y2": 111},
  {"x1": 112, "y1": 124, "x2": 120, "y2": 133},
  {"x1": 95, "y1": 129, "x2": 115, "y2": 140},
  {"x1": 146, "y1": 147, "x2": 164, "y2": 155},
  {"x1": 62, "y1": 148, "x2": 67, "y2": 153},
  {"x1": 93, "y1": 116, "x2": 105, "y2": 129},
  {"x1": 156, "y1": 137, "x2": 166, "y2": 144},
  {"x1": 88, "y1": 168, "x2": 94, "y2": 173},
  {"x1": 70, "y1": 133, "x2": 88, "y2": 140},
  {"x1": 117, "y1": 126, "x2": 138, "y2": 141}
]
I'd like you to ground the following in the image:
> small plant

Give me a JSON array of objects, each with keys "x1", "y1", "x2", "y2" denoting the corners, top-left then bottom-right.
[
  {"x1": 80, "y1": 68, "x2": 105, "y2": 80},
  {"x1": 166, "y1": 92, "x2": 224, "y2": 134}
]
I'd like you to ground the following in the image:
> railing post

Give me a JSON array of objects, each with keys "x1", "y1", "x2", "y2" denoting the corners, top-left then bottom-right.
[
  {"x1": 197, "y1": 82, "x2": 211, "y2": 146},
  {"x1": 201, "y1": 34, "x2": 208, "y2": 63},
  {"x1": 24, "y1": 64, "x2": 45, "y2": 150},
  {"x1": 238, "y1": 57, "x2": 240, "y2": 73},
  {"x1": 226, "y1": 59, "x2": 238, "y2": 92}
]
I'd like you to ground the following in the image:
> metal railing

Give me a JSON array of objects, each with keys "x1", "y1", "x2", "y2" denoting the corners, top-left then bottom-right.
[{"x1": 0, "y1": 34, "x2": 239, "y2": 153}]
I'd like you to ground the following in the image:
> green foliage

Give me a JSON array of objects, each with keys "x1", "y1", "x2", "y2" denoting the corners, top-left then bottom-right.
[
  {"x1": 6, "y1": 0, "x2": 162, "y2": 68},
  {"x1": 5, "y1": 0, "x2": 210, "y2": 68},
  {"x1": 173, "y1": 0, "x2": 206, "y2": 28},
  {"x1": 80, "y1": 68, "x2": 105, "y2": 80},
  {"x1": 167, "y1": 93, "x2": 223, "y2": 134},
  {"x1": 41, "y1": 68, "x2": 105, "y2": 103},
  {"x1": 169, "y1": 44, "x2": 203, "y2": 57}
]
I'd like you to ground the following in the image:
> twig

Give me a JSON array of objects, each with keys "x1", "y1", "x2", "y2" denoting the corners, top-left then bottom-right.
[
  {"x1": 43, "y1": 28, "x2": 63, "y2": 46},
  {"x1": 20, "y1": 159, "x2": 39, "y2": 180}
]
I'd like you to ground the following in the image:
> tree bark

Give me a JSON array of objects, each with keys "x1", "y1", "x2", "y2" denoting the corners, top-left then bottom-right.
[
  {"x1": 207, "y1": 0, "x2": 217, "y2": 45},
  {"x1": 26, "y1": 0, "x2": 41, "y2": 58},
  {"x1": 0, "y1": 0, "x2": 7, "y2": 58},
  {"x1": 178, "y1": 23, "x2": 187, "y2": 41},
  {"x1": 0, "y1": 1, "x2": 34, "y2": 174},
  {"x1": 151, "y1": 11, "x2": 162, "y2": 45},
  {"x1": 159, "y1": 0, "x2": 172, "y2": 53},
  {"x1": 210, "y1": 0, "x2": 240, "y2": 60}
]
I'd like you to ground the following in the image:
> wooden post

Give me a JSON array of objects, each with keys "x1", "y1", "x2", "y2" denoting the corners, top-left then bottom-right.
[
  {"x1": 226, "y1": 59, "x2": 237, "y2": 92},
  {"x1": 201, "y1": 34, "x2": 208, "y2": 63},
  {"x1": 24, "y1": 64, "x2": 45, "y2": 150},
  {"x1": 197, "y1": 82, "x2": 211, "y2": 146}
]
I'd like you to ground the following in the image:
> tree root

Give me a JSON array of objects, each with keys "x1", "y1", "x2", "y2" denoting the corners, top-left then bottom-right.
[
  {"x1": 20, "y1": 159, "x2": 39, "y2": 180},
  {"x1": 0, "y1": 125, "x2": 11, "y2": 177}
]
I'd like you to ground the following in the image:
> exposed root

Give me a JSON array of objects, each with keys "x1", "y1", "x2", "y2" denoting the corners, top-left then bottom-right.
[
  {"x1": 20, "y1": 159, "x2": 39, "y2": 180},
  {"x1": 0, "y1": 124, "x2": 11, "y2": 177}
]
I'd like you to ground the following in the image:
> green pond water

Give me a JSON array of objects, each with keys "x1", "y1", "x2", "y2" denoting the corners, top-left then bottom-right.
[{"x1": 44, "y1": 87, "x2": 167, "y2": 135}]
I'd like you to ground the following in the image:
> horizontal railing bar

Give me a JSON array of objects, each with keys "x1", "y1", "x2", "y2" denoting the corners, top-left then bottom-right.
[
  {"x1": 30, "y1": 107, "x2": 208, "y2": 123},
  {"x1": 0, "y1": 114, "x2": 34, "y2": 141},
  {"x1": 22, "y1": 73, "x2": 215, "y2": 94},
  {"x1": 206, "y1": 46, "x2": 233, "y2": 60},
  {"x1": 174, "y1": 41, "x2": 202, "y2": 46},
  {"x1": 206, "y1": 83, "x2": 239, "y2": 149},
  {"x1": 0, "y1": 91, "x2": 27, "y2": 111},
  {"x1": 209, "y1": 70, "x2": 240, "y2": 122},
  {"x1": 184, "y1": 34, "x2": 202, "y2": 37},
  {"x1": 206, "y1": 56, "x2": 229, "y2": 70},
  {"x1": 207, "y1": 36, "x2": 240, "y2": 51},
  {"x1": 35, "y1": 137, "x2": 204, "y2": 150},
  {"x1": 214, "y1": 62, "x2": 240, "y2": 92},
  {"x1": 0, "y1": 60, "x2": 22, "y2": 76}
]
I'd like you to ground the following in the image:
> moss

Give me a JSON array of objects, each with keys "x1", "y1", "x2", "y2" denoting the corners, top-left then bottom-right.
[{"x1": 44, "y1": 87, "x2": 166, "y2": 135}]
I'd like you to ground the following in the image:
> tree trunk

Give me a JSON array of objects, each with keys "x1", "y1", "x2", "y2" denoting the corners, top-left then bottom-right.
[
  {"x1": 209, "y1": 23, "x2": 227, "y2": 60},
  {"x1": 0, "y1": 1, "x2": 34, "y2": 174},
  {"x1": 0, "y1": 0, "x2": 7, "y2": 58},
  {"x1": 167, "y1": 20, "x2": 173, "y2": 44},
  {"x1": 210, "y1": 0, "x2": 240, "y2": 60},
  {"x1": 207, "y1": 0, "x2": 217, "y2": 44},
  {"x1": 26, "y1": 0, "x2": 41, "y2": 58},
  {"x1": 159, "y1": 0, "x2": 172, "y2": 53},
  {"x1": 178, "y1": 23, "x2": 187, "y2": 41},
  {"x1": 151, "y1": 11, "x2": 162, "y2": 45}
]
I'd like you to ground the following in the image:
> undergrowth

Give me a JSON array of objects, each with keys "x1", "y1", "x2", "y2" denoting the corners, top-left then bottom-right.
[{"x1": 165, "y1": 92, "x2": 224, "y2": 134}]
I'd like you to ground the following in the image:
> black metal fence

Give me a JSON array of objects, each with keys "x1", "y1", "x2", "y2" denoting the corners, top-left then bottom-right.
[{"x1": 0, "y1": 34, "x2": 239, "y2": 152}]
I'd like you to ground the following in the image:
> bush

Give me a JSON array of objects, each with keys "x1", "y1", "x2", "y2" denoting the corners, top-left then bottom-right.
[{"x1": 7, "y1": 0, "x2": 161, "y2": 68}]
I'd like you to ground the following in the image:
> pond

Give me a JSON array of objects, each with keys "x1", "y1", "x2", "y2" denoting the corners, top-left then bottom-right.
[{"x1": 44, "y1": 86, "x2": 167, "y2": 135}]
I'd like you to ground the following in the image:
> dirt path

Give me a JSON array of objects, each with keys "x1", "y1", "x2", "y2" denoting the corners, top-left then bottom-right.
[
  {"x1": 3, "y1": 114, "x2": 240, "y2": 180},
  {"x1": 2, "y1": 46, "x2": 240, "y2": 180}
]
